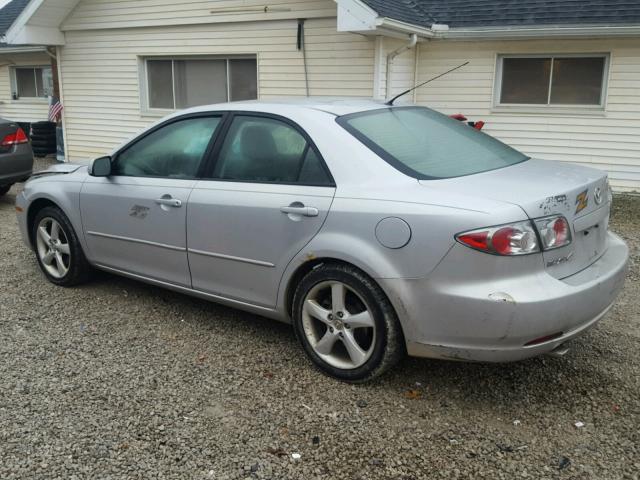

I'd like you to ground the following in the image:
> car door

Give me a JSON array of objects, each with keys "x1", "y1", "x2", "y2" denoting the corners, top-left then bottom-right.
[
  {"x1": 80, "y1": 115, "x2": 223, "y2": 286},
  {"x1": 187, "y1": 113, "x2": 336, "y2": 308}
]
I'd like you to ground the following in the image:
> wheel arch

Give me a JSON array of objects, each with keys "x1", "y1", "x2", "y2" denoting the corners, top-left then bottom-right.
[
  {"x1": 26, "y1": 197, "x2": 61, "y2": 248},
  {"x1": 282, "y1": 256, "x2": 405, "y2": 334}
]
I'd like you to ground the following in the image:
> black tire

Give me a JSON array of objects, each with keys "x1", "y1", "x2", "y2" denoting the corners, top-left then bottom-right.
[
  {"x1": 31, "y1": 133, "x2": 57, "y2": 142},
  {"x1": 292, "y1": 263, "x2": 405, "y2": 382},
  {"x1": 30, "y1": 121, "x2": 56, "y2": 133},
  {"x1": 0, "y1": 184, "x2": 11, "y2": 196},
  {"x1": 30, "y1": 140, "x2": 57, "y2": 149},
  {"x1": 33, "y1": 147, "x2": 56, "y2": 156},
  {"x1": 32, "y1": 206, "x2": 92, "y2": 287}
]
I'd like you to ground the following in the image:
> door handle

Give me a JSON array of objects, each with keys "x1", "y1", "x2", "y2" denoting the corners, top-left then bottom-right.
[
  {"x1": 155, "y1": 197, "x2": 182, "y2": 208},
  {"x1": 280, "y1": 205, "x2": 319, "y2": 217}
]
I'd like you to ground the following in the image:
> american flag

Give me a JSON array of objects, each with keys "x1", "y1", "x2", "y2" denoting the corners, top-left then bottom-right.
[{"x1": 48, "y1": 96, "x2": 63, "y2": 122}]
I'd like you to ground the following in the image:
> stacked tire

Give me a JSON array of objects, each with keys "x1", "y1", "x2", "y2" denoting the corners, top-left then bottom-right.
[{"x1": 30, "y1": 121, "x2": 57, "y2": 157}]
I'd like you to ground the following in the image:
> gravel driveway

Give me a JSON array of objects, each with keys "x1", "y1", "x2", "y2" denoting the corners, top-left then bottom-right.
[{"x1": 1, "y1": 161, "x2": 639, "y2": 480}]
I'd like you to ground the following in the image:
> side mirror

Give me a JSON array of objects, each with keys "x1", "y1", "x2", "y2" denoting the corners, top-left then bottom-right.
[{"x1": 89, "y1": 156, "x2": 112, "y2": 177}]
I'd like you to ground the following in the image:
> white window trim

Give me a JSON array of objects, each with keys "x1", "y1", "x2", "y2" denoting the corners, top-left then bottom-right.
[
  {"x1": 138, "y1": 54, "x2": 258, "y2": 116},
  {"x1": 492, "y1": 53, "x2": 610, "y2": 113},
  {"x1": 10, "y1": 65, "x2": 53, "y2": 102}
]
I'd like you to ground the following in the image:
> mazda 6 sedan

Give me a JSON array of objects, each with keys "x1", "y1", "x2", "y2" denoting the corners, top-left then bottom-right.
[{"x1": 16, "y1": 99, "x2": 629, "y2": 382}]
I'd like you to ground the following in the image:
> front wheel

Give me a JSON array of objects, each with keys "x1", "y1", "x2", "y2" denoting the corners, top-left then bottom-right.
[
  {"x1": 292, "y1": 263, "x2": 405, "y2": 382},
  {"x1": 32, "y1": 206, "x2": 92, "y2": 286}
]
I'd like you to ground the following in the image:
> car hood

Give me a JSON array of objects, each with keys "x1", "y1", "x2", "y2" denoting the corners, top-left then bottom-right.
[
  {"x1": 420, "y1": 158, "x2": 610, "y2": 279},
  {"x1": 30, "y1": 163, "x2": 85, "y2": 177}
]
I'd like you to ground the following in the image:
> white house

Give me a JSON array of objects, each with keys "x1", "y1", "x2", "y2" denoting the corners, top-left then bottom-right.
[
  {"x1": 1, "y1": 0, "x2": 640, "y2": 191},
  {"x1": 0, "y1": 0, "x2": 52, "y2": 124}
]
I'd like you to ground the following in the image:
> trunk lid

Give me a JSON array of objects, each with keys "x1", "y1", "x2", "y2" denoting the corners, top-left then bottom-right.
[{"x1": 420, "y1": 159, "x2": 610, "y2": 279}]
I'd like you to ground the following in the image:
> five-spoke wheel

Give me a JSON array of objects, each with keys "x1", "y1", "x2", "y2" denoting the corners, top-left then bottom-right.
[
  {"x1": 35, "y1": 217, "x2": 71, "y2": 279},
  {"x1": 293, "y1": 263, "x2": 404, "y2": 382},
  {"x1": 32, "y1": 206, "x2": 92, "y2": 286},
  {"x1": 302, "y1": 280, "x2": 376, "y2": 369}
]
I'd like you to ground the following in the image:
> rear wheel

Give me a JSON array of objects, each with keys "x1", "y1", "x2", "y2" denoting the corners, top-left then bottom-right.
[
  {"x1": 292, "y1": 263, "x2": 404, "y2": 382},
  {"x1": 32, "y1": 206, "x2": 92, "y2": 286}
]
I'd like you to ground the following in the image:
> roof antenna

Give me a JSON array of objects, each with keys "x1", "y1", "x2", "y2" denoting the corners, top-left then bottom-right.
[{"x1": 386, "y1": 61, "x2": 469, "y2": 106}]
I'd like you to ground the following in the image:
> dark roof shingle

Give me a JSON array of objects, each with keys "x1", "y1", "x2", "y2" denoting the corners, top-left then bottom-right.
[
  {"x1": 362, "y1": 0, "x2": 640, "y2": 28},
  {"x1": 0, "y1": 0, "x2": 30, "y2": 36}
]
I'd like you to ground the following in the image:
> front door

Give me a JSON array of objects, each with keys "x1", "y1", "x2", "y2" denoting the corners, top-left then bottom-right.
[
  {"x1": 187, "y1": 114, "x2": 336, "y2": 307},
  {"x1": 80, "y1": 115, "x2": 223, "y2": 286}
]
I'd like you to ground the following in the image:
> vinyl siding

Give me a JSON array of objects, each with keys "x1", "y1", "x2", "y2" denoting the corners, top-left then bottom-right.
[
  {"x1": 374, "y1": 37, "x2": 417, "y2": 102},
  {"x1": 58, "y1": 15, "x2": 375, "y2": 160},
  {"x1": 0, "y1": 52, "x2": 51, "y2": 123},
  {"x1": 61, "y1": 0, "x2": 338, "y2": 30},
  {"x1": 415, "y1": 38, "x2": 640, "y2": 192}
]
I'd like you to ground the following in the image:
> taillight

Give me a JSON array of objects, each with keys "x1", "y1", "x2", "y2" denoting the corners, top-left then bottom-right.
[
  {"x1": 457, "y1": 215, "x2": 573, "y2": 256},
  {"x1": 456, "y1": 221, "x2": 539, "y2": 256},
  {"x1": 534, "y1": 215, "x2": 572, "y2": 250},
  {"x1": 1, "y1": 128, "x2": 28, "y2": 147}
]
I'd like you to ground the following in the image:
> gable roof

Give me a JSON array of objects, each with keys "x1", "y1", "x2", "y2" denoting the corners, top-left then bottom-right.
[
  {"x1": 361, "y1": 0, "x2": 640, "y2": 28},
  {"x1": 0, "y1": 0, "x2": 30, "y2": 36}
]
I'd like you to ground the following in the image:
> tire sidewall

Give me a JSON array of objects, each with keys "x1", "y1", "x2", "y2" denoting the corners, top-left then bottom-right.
[
  {"x1": 32, "y1": 206, "x2": 86, "y2": 286},
  {"x1": 292, "y1": 265, "x2": 394, "y2": 382}
]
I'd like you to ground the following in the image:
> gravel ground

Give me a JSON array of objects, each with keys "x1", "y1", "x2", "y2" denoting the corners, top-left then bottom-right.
[{"x1": 1, "y1": 159, "x2": 639, "y2": 479}]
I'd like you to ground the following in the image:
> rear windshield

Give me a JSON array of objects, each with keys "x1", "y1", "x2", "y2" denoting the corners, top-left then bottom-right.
[{"x1": 337, "y1": 106, "x2": 528, "y2": 179}]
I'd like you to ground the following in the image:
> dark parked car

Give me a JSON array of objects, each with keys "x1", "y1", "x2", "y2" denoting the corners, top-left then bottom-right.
[{"x1": 0, "y1": 118, "x2": 33, "y2": 196}]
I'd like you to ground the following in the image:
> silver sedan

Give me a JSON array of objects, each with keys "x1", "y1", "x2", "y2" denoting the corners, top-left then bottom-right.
[{"x1": 16, "y1": 99, "x2": 629, "y2": 382}]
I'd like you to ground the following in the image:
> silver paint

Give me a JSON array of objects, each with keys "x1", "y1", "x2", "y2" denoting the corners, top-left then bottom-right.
[{"x1": 15, "y1": 99, "x2": 629, "y2": 363}]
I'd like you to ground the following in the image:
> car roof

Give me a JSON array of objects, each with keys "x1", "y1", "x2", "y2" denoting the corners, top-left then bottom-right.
[{"x1": 180, "y1": 97, "x2": 392, "y2": 117}]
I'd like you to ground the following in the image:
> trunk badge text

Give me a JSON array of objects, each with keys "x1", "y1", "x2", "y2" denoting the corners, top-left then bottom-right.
[
  {"x1": 575, "y1": 189, "x2": 589, "y2": 214},
  {"x1": 547, "y1": 251, "x2": 574, "y2": 267}
]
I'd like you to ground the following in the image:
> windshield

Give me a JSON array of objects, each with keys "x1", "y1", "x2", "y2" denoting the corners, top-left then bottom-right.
[{"x1": 337, "y1": 106, "x2": 528, "y2": 179}]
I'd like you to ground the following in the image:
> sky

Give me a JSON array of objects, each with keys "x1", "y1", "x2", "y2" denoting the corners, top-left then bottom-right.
[{"x1": 0, "y1": 0, "x2": 11, "y2": 9}]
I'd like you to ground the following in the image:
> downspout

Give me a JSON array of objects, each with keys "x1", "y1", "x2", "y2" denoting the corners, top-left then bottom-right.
[{"x1": 385, "y1": 33, "x2": 417, "y2": 100}]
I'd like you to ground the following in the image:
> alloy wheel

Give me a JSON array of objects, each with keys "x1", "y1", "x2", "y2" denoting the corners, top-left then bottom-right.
[
  {"x1": 35, "y1": 217, "x2": 71, "y2": 279},
  {"x1": 301, "y1": 280, "x2": 376, "y2": 369}
]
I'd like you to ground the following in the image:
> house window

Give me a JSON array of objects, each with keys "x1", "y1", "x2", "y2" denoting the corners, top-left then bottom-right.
[
  {"x1": 13, "y1": 66, "x2": 53, "y2": 99},
  {"x1": 496, "y1": 55, "x2": 608, "y2": 107},
  {"x1": 145, "y1": 57, "x2": 258, "y2": 110}
]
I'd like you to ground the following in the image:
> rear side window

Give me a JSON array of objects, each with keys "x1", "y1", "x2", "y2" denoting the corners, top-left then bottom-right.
[
  {"x1": 337, "y1": 107, "x2": 528, "y2": 179},
  {"x1": 211, "y1": 115, "x2": 333, "y2": 186}
]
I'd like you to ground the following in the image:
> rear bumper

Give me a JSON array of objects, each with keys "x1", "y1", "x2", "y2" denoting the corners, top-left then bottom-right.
[{"x1": 381, "y1": 232, "x2": 629, "y2": 362}]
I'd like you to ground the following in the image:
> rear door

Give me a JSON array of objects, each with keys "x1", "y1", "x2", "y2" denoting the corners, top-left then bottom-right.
[
  {"x1": 81, "y1": 115, "x2": 223, "y2": 286},
  {"x1": 187, "y1": 113, "x2": 335, "y2": 307}
]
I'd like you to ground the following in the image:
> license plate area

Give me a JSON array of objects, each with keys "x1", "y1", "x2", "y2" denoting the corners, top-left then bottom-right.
[{"x1": 543, "y1": 205, "x2": 609, "y2": 279}]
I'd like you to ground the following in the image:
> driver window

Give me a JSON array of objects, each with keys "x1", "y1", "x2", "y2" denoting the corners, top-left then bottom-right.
[{"x1": 113, "y1": 116, "x2": 221, "y2": 178}]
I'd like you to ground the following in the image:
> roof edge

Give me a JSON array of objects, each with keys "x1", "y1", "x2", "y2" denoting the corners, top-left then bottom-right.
[{"x1": 441, "y1": 23, "x2": 640, "y2": 39}]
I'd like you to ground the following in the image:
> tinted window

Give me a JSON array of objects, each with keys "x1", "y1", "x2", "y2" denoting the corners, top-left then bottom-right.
[
  {"x1": 501, "y1": 58, "x2": 551, "y2": 104},
  {"x1": 212, "y1": 116, "x2": 332, "y2": 185},
  {"x1": 146, "y1": 58, "x2": 258, "y2": 109},
  {"x1": 550, "y1": 57, "x2": 605, "y2": 105},
  {"x1": 500, "y1": 56, "x2": 606, "y2": 106},
  {"x1": 15, "y1": 67, "x2": 53, "y2": 98},
  {"x1": 338, "y1": 107, "x2": 528, "y2": 180},
  {"x1": 113, "y1": 116, "x2": 221, "y2": 178}
]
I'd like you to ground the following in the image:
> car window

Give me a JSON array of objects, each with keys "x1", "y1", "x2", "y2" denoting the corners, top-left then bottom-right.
[
  {"x1": 113, "y1": 116, "x2": 221, "y2": 178},
  {"x1": 338, "y1": 107, "x2": 528, "y2": 180},
  {"x1": 211, "y1": 115, "x2": 332, "y2": 185}
]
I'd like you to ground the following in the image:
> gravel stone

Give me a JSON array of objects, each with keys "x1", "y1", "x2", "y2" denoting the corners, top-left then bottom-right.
[{"x1": 0, "y1": 158, "x2": 638, "y2": 479}]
